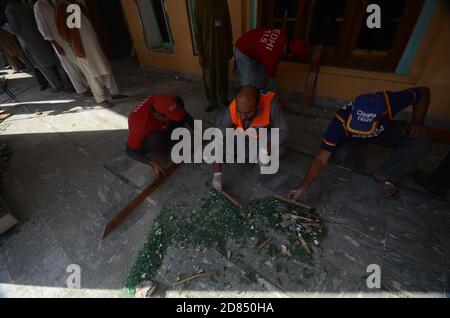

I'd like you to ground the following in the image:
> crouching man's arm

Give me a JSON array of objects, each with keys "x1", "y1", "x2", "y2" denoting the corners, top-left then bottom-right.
[
  {"x1": 408, "y1": 86, "x2": 430, "y2": 139},
  {"x1": 290, "y1": 149, "x2": 332, "y2": 201},
  {"x1": 387, "y1": 86, "x2": 430, "y2": 139}
]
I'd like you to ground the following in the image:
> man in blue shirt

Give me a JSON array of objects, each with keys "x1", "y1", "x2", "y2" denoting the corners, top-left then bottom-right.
[{"x1": 290, "y1": 87, "x2": 433, "y2": 199}]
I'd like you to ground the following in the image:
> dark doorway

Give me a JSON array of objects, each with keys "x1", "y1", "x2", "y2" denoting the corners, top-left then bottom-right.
[{"x1": 85, "y1": 0, "x2": 132, "y2": 60}]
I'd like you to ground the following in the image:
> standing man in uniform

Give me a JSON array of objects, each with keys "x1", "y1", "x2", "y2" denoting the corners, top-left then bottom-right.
[{"x1": 194, "y1": 0, "x2": 233, "y2": 112}]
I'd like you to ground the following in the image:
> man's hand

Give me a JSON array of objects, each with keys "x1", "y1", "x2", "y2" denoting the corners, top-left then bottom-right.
[
  {"x1": 149, "y1": 161, "x2": 165, "y2": 177},
  {"x1": 403, "y1": 124, "x2": 427, "y2": 139},
  {"x1": 212, "y1": 172, "x2": 223, "y2": 191},
  {"x1": 258, "y1": 148, "x2": 271, "y2": 167},
  {"x1": 289, "y1": 185, "x2": 307, "y2": 201}
]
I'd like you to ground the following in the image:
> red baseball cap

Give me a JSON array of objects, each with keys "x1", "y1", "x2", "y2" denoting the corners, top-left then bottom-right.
[
  {"x1": 152, "y1": 95, "x2": 186, "y2": 121},
  {"x1": 289, "y1": 38, "x2": 308, "y2": 58}
]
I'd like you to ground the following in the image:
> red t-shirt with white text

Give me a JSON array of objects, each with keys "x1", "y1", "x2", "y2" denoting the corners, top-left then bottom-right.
[
  {"x1": 236, "y1": 28, "x2": 287, "y2": 77},
  {"x1": 127, "y1": 96, "x2": 166, "y2": 150}
]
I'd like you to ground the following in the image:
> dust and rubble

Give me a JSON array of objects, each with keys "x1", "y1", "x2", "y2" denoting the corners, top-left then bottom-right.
[{"x1": 125, "y1": 188, "x2": 327, "y2": 296}]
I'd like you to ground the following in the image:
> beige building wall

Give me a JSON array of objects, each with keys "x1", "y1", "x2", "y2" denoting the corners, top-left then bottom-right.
[{"x1": 120, "y1": 0, "x2": 450, "y2": 121}]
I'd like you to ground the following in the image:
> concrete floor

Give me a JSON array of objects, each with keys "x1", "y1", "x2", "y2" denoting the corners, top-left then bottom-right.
[{"x1": 0, "y1": 58, "x2": 448, "y2": 298}]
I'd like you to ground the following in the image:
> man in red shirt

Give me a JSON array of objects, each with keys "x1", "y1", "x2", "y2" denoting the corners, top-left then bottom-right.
[
  {"x1": 126, "y1": 95, "x2": 194, "y2": 176},
  {"x1": 234, "y1": 28, "x2": 308, "y2": 98}
]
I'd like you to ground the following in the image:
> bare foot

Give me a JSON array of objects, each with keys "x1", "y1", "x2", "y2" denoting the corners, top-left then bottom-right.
[{"x1": 373, "y1": 171, "x2": 399, "y2": 198}]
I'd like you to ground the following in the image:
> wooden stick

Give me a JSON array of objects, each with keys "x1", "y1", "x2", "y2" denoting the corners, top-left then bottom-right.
[
  {"x1": 297, "y1": 234, "x2": 311, "y2": 255},
  {"x1": 287, "y1": 213, "x2": 316, "y2": 223},
  {"x1": 208, "y1": 181, "x2": 243, "y2": 210},
  {"x1": 220, "y1": 189, "x2": 242, "y2": 210},
  {"x1": 298, "y1": 222, "x2": 321, "y2": 227},
  {"x1": 297, "y1": 216, "x2": 316, "y2": 222},
  {"x1": 172, "y1": 272, "x2": 215, "y2": 287},
  {"x1": 258, "y1": 237, "x2": 272, "y2": 250},
  {"x1": 101, "y1": 163, "x2": 180, "y2": 239},
  {"x1": 273, "y1": 194, "x2": 312, "y2": 211},
  {"x1": 0, "y1": 113, "x2": 12, "y2": 123}
]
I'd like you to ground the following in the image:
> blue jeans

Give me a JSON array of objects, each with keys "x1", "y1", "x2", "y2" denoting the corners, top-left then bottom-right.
[
  {"x1": 333, "y1": 121, "x2": 434, "y2": 182},
  {"x1": 233, "y1": 48, "x2": 280, "y2": 96}
]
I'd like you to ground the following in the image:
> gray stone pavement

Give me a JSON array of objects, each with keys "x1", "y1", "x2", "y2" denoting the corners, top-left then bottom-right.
[{"x1": 0, "y1": 59, "x2": 448, "y2": 298}]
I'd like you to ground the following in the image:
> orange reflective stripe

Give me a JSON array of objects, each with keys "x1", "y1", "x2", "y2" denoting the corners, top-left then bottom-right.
[
  {"x1": 229, "y1": 92, "x2": 275, "y2": 129},
  {"x1": 322, "y1": 139, "x2": 337, "y2": 147},
  {"x1": 382, "y1": 91, "x2": 392, "y2": 120},
  {"x1": 335, "y1": 113, "x2": 349, "y2": 136}
]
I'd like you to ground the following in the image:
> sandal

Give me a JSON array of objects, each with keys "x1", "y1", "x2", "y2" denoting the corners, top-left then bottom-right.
[{"x1": 373, "y1": 172, "x2": 399, "y2": 198}]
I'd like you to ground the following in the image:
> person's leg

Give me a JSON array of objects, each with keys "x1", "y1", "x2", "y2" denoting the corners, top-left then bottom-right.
[
  {"x1": 266, "y1": 76, "x2": 281, "y2": 97},
  {"x1": 217, "y1": 57, "x2": 229, "y2": 107},
  {"x1": 414, "y1": 152, "x2": 450, "y2": 196},
  {"x1": 86, "y1": 75, "x2": 107, "y2": 103},
  {"x1": 234, "y1": 48, "x2": 263, "y2": 89},
  {"x1": 19, "y1": 46, "x2": 48, "y2": 87},
  {"x1": 56, "y1": 48, "x2": 88, "y2": 93},
  {"x1": 331, "y1": 138, "x2": 365, "y2": 167},
  {"x1": 101, "y1": 73, "x2": 122, "y2": 98},
  {"x1": 3, "y1": 54, "x2": 20, "y2": 72},
  {"x1": 432, "y1": 152, "x2": 450, "y2": 186},
  {"x1": 375, "y1": 121, "x2": 433, "y2": 182},
  {"x1": 77, "y1": 58, "x2": 106, "y2": 103},
  {"x1": 33, "y1": 67, "x2": 49, "y2": 88},
  {"x1": 140, "y1": 131, "x2": 170, "y2": 157},
  {"x1": 254, "y1": 62, "x2": 266, "y2": 90},
  {"x1": 202, "y1": 61, "x2": 218, "y2": 111},
  {"x1": 0, "y1": 52, "x2": 7, "y2": 68},
  {"x1": 234, "y1": 49, "x2": 251, "y2": 86},
  {"x1": 54, "y1": 62, "x2": 73, "y2": 91},
  {"x1": 37, "y1": 65, "x2": 63, "y2": 90},
  {"x1": 15, "y1": 48, "x2": 30, "y2": 71}
]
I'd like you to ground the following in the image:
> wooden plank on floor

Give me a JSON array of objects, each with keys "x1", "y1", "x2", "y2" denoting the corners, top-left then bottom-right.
[{"x1": 101, "y1": 163, "x2": 180, "y2": 239}]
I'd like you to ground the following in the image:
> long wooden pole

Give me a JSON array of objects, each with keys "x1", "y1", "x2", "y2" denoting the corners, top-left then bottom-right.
[
  {"x1": 101, "y1": 163, "x2": 180, "y2": 239},
  {"x1": 303, "y1": 44, "x2": 323, "y2": 108},
  {"x1": 272, "y1": 193, "x2": 312, "y2": 211}
]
